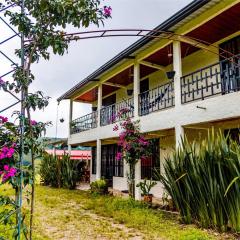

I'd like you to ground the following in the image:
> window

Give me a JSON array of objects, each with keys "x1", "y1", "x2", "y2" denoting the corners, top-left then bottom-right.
[
  {"x1": 101, "y1": 144, "x2": 123, "y2": 179},
  {"x1": 91, "y1": 147, "x2": 96, "y2": 174},
  {"x1": 141, "y1": 138, "x2": 160, "y2": 180},
  {"x1": 114, "y1": 146, "x2": 123, "y2": 177},
  {"x1": 220, "y1": 36, "x2": 240, "y2": 93},
  {"x1": 139, "y1": 79, "x2": 149, "y2": 116}
]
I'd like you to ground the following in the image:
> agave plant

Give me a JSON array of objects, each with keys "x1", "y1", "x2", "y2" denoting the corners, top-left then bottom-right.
[
  {"x1": 40, "y1": 153, "x2": 82, "y2": 190},
  {"x1": 60, "y1": 154, "x2": 81, "y2": 189},
  {"x1": 158, "y1": 130, "x2": 240, "y2": 232}
]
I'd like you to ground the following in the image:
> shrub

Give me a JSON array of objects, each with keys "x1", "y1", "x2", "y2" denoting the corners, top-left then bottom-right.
[
  {"x1": 40, "y1": 153, "x2": 83, "y2": 189},
  {"x1": 90, "y1": 179, "x2": 108, "y2": 195},
  {"x1": 136, "y1": 179, "x2": 157, "y2": 195},
  {"x1": 39, "y1": 153, "x2": 59, "y2": 187},
  {"x1": 159, "y1": 130, "x2": 240, "y2": 232}
]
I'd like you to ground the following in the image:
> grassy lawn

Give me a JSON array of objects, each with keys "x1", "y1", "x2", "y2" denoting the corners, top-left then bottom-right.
[{"x1": 0, "y1": 185, "x2": 236, "y2": 240}]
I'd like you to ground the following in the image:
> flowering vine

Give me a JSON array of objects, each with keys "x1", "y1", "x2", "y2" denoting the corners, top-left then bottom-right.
[
  {"x1": 0, "y1": 165, "x2": 17, "y2": 183},
  {"x1": 113, "y1": 108, "x2": 151, "y2": 198}
]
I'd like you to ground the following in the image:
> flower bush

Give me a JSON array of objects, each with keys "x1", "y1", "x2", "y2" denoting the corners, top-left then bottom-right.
[
  {"x1": 0, "y1": 114, "x2": 50, "y2": 237},
  {"x1": 113, "y1": 108, "x2": 151, "y2": 198},
  {"x1": 0, "y1": 165, "x2": 17, "y2": 183}
]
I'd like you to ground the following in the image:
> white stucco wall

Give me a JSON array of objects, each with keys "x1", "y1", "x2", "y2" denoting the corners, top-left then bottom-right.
[
  {"x1": 90, "y1": 174, "x2": 96, "y2": 183},
  {"x1": 69, "y1": 91, "x2": 240, "y2": 145},
  {"x1": 113, "y1": 177, "x2": 128, "y2": 191}
]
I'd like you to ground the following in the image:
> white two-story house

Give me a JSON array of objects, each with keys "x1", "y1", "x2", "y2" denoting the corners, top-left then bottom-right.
[{"x1": 58, "y1": 0, "x2": 240, "y2": 199}]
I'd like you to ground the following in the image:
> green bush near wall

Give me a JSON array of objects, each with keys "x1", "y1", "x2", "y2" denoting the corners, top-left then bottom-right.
[
  {"x1": 159, "y1": 130, "x2": 240, "y2": 232},
  {"x1": 40, "y1": 153, "x2": 84, "y2": 189},
  {"x1": 90, "y1": 179, "x2": 108, "y2": 195}
]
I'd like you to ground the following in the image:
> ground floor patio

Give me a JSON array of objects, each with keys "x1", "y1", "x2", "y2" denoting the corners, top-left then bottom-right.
[{"x1": 80, "y1": 116, "x2": 240, "y2": 200}]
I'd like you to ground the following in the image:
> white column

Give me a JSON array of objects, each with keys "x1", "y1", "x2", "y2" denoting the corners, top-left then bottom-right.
[
  {"x1": 97, "y1": 84, "x2": 102, "y2": 127},
  {"x1": 90, "y1": 147, "x2": 94, "y2": 182},
  {"x1": 68, "y1": 100, "x2": 73, "y2": 152},
  {"x1": 173, "y1": 41, "x2": 182, "y2": 108},
  {"x1": 124, "y1": 160, "x2": 129, "y2": 178},
  {"x1": 175, "y1": 124, "x2": 184, "y2": 150},
  {"x1": 135, "y1": 160, "x2": 142, "y2": 201},
  {"x1": 133, "y1": 62, "x2": 140, "y2": 118},
  {"x1": 96, "y1": 139, "x2": 101, "y2": 180}
]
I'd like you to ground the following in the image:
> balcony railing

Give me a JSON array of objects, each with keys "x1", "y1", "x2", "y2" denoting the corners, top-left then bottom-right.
[
  {"x1": 139, "y1": 81, "x2": 175, "y2": 116},
  {"x1": 181, "y1": 55, "x2": 240, "y2": 103},
  {"x1": 71, "y1": 111, "x2": 98, "y2": 134},
  {"x1": 100, "y1": 98, "x2": 134, "y2": 126}
]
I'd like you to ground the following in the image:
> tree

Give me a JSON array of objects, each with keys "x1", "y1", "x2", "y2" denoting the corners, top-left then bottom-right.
[
  {"x1": 113, "y1": 108, "x2": 151, "y2": 199},
  {"x1": 0, "y1": 0, "x2": 112, "y2": 239}
]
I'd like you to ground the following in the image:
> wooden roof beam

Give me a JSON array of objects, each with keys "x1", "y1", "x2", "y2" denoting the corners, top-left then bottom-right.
[
  {"x1": 140, "y1": 60, "x2": 166, "y2": 71},
  {"x1": 176, "y1": 36, "x2": 217, "y2": 53},
  {"x1": 103, "y1": 82, "x2": 127, "y2": 89}
]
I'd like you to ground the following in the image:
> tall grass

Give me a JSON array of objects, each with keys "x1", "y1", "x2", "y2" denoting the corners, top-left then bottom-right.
[
  {"x1": 159, "y1": 130, "x2": 240, "y2": 232},
  {"x1": 40, "y1": 153, "x2": 83, "y2": 189}
]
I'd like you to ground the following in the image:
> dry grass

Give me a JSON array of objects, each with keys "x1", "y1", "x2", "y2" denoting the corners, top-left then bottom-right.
[{"x1": 0, "y1": 185, "x2": 237, "y2": 240}]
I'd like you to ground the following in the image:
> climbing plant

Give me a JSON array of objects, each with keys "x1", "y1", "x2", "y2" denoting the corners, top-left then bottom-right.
[
  {"x1": 0, "y1": 0, "x2": 112, "y2": 239},
  {"x1": 113, "y1": 109, "x2": 151, "y2": 199}
]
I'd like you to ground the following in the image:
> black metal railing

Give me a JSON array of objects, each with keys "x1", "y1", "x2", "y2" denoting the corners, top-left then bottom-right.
[
  {"x1": 71, "y1": 111, "x2": 98, "y2": 134},
  {"x1": 181, "y1": 55, "x2": 240, "y2": 103},
  {"x1": 100, "y1": 98, "x2": 134, "y2": 126},
  {"x1": 139, "y1": 81, "x2": 175, "y2": 116}
]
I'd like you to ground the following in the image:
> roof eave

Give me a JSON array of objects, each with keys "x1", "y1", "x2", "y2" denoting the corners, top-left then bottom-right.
[{"x1": 57, "y1": 0, "x2": 210, "y2": 102}]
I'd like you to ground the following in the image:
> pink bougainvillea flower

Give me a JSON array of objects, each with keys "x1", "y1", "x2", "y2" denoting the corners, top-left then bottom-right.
[
  {"x1": 113, "y1": 125, "x2": 119, "y2": 131},
  {"x1": 1, "y1": 165, "x2": 17, "y2": 183},
  {"x1": 12, "y1": 143, "x2": 17, "y2": 148},
  {"x1": 116, "y1": 152, "x2": 122, "y2": 161},
  {"x1": 103, "y1": 6, "x2": 112, "y2": 17},
  {"x1": 30, "y1": 120, "x2": 37, "y2": 126},
  {"x1": 3, "y1": 165, "x2": 10, "y2": 171},
  {"x1": 0, "y1": 146, "x2": 15, "y2": 159},
  {"x1": 138, "y1": 136, "x2": 149, "y2": 146},
  {"x1": 0, "y1": 116, "x2": 8, "y2": 124}
]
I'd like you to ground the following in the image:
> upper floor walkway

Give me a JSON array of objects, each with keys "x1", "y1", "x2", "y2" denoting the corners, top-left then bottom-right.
[{"x1": 69, "y1": 53, "x2": 240, "y2": 143}]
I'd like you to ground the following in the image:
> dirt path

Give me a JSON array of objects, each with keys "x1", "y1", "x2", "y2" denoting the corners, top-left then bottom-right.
[{"x1": 34, "y1": 198, "x2": 147, "y2": 240}]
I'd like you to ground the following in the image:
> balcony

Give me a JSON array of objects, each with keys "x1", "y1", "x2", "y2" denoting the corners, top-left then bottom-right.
[
  {"x1": 181, "y1": 55, "x2": 240, "y2": 103},
  {"x1": 70, "y1": 55, "x2": 240, "y2": 135},
  {"x1": 139, "y1": 81, "x2": 175, "y2": 116},
  {"x1": 100, "y1": 98, "x2": 134, "y2": 126},
  {"x1": 71, "y1": 111, "x2": 98, "y2": 134}
]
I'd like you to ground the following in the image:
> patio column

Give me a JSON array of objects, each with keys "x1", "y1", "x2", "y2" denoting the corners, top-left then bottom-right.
[
  {"x1": 97, "y1": 84, "x2": 102, "y2": 127},
  {"x1": 96, "y1": 139, "x2": 102, "y2": 180},
  {"x1": 68, "y1": 99, "x2": 73, "y2": 152},
  {"x1": 135, "y1": 160, "x2": 141, "y2": 200},
  {"x1": 133, "y1": 61, "x2": 140, "y2": 118},
  {"x1": 175, "y1": 124, "x2": 184, "y2": 149},
  {"x1": 173, "y1": 41, "x2": 182, "y2": 108}
]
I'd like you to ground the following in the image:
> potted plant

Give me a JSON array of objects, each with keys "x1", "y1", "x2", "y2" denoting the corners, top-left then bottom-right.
[
  {"x1": 166, "y1": 71, "x2": 175, "y2": 80},
  {"x1": 127, "y1": 89, "x2": 133, "y2": 96},
  {"x1": 92, "y1": 106, "x2": 97, "y2": 112},
  {"x1": 136, "y1": 178, "x2": 157, "y2": 203}
]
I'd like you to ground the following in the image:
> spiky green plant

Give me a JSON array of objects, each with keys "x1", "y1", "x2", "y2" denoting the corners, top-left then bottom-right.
[
  {"x1": 40, "y1": 153, "x2": 82, "y2": 189},
  {"x1": 158, "y1": 130, "x2": 240, "y2": 232},
  {"x1": 40, "y1": 153, "x2": 59, "y2": 187},
  {"x1": 60, "y1": 154, "x2": 81, "y2": 189}
]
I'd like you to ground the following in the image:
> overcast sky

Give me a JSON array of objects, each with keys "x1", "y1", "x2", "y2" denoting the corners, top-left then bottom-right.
[{"x1": 0, "y1": 0, "x2": 192, "y2": 138}]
